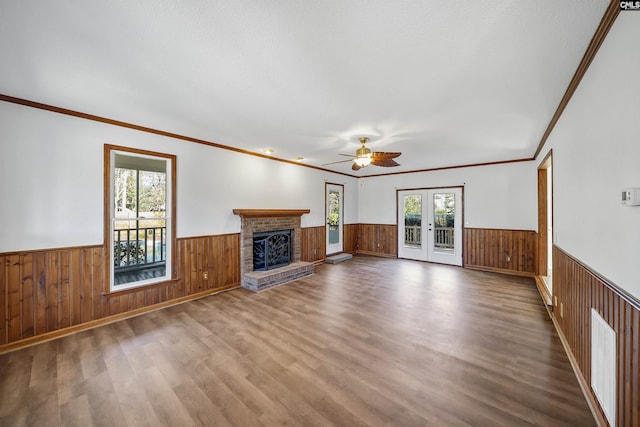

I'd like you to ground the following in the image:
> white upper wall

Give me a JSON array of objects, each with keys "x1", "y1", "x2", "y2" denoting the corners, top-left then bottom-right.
[
  {"x1": 0, "y1": 98, "x2": 538, "y2": 253},
  {"x1": 358, "y1": 161, "x2": 537, "y2": 230},
  {"x1": 536, "y1": 13, "x2": 640, "y2": 299},
  {"x1": 0, "y1": 102, "x2": 358, "y2": 252}
]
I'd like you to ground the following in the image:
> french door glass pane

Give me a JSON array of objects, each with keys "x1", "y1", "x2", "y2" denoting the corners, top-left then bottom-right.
[
  {"x1": 433, "y1": 193, "x2": 455, "y2": 252},
  {"x1": 403, "y1": 195, "x2": 422, "y2": 247}
]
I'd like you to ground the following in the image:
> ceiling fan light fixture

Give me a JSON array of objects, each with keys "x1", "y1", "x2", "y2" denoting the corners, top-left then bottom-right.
[
  {"x1": 353, "y1": 137, "x2": 372, "y2": 167},
  {"x1": 353, "y1": 155, "x2": 372, "y2": 167}
]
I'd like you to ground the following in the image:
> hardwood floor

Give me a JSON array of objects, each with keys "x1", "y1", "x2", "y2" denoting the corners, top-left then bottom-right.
[{"x1": 0, "y1": 255, "x2": 595, "y2": 426}]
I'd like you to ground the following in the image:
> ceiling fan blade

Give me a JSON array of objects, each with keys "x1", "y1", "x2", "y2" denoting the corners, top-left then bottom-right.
[
  {"x1": 371, "y1": 151, "x2": 401, "y2": 160},
  {"x1": 351, "y1": 162, "x2": 363, "y2": 171},
  {"x1": 322, "y1": 159, "x2": 354, "y2": 166},
  {"x1": 371, "y1": 158, "x2": 400, "y2": 167},
  {"x1": 338, "y1": 153, "x2": 355, "y2": 157}
]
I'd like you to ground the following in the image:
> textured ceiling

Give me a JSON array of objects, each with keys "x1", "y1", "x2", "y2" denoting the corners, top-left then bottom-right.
[{"x1": 0, "y1": 1, "x2": 609, "y2": 176}]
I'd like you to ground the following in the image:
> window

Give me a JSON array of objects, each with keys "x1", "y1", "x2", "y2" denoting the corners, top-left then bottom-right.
[{"x1": 105, "y1": 145, "x2": 176, "y2": 292}]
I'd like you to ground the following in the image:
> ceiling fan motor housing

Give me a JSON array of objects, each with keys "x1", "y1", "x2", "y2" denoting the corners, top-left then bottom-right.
[{"x1": 356, "y1": 145, "x2": 371, "y2": 159}]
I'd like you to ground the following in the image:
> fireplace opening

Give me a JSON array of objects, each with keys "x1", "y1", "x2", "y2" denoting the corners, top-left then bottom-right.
[{"x1": 253, "y1": 229, "x2": 292, "y2": 271}]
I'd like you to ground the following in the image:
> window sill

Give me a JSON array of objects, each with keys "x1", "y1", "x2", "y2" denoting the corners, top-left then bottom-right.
[{"x1": 102, "y1": 277, "x2": 179, "y2": 298}]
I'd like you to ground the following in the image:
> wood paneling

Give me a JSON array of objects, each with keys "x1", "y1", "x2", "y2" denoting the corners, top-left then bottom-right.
[
  {"x1": 300, "y1": 224, "x2": 360, "y2": 263},
  {"x1": 343, "y1": 224, "x2": 359, "y2": 254},
  {"x1": 175, "y1": 234, "x2": 241, "y2": 295},
  {"x1": 300, "y1": 226, "x2": 326, "y2": 263},
  {"x1": 357, "y1": 224, "x2": 397, "y2": 257},
  {"x1": 464, "y1": 228, "x2": 537, "y2": 275},
  {"x1": 553, "y1": 246, "x2": 639, "y2": 427},
  {"x1": 0, "y1": 227, "x2": 545, "y2": 348},
  {"x1": 0, "y1": 234, "x2": 240, "y2": 347},
  {"x1": 0, "y1": 248, "x2": 107, "y2": 346}
]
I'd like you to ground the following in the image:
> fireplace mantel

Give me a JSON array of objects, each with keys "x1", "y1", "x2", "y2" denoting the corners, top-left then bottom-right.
[{"x1": 233, "y1": 209, "x2": 310, "y2": 218}]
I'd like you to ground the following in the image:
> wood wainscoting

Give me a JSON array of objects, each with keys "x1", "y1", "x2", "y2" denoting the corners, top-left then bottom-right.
[
  {"x1": 0, "y1": 227, "x2": 542, "y2": 349},
  {"x1": 175, "y1": 234, "x2": 241, "y2": 295},
  {"x1": 300, "y1": 226, "x2": 326, "y2": 263},
  {"x1": 343, "y1": 224, "x2": 359, "y2": 255},
  {"x1": 0, "y1": 234, "x2": 240, "y2": 348},
  {"x1": 313, "y1": 223, "x2": 397, "y2": 259},
  {"x1": 553, "y1": 246, "x2": 639, "y2": 427},
  {"x1": 300, "y1": 224, "x2": 361, "y2": 263},
  {"x1": 357, "y1": 224, "x2": 397, "y2": 258},
  {"x1": 300, "y1": 226, "x2": 536, "y2": 270},
  {"x1": 464, "y1": 228, "x2": 537, "y2": 276}
]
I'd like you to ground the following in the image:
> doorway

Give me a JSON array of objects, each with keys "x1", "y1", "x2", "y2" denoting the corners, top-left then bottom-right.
[
  {"x1": 326, "y1": 183, "x2": 344, "y2": 255},
  {"x1": 397, "y1": 187, "x2": 463, "y2": 266}
]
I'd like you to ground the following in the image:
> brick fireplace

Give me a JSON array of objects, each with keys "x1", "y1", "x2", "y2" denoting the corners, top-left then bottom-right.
[{"x1": 233, "y1": 209, "x2": 314, "y2": 292}]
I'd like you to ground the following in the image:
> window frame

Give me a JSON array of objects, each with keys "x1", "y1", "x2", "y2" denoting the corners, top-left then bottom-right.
[{"x1": 104, "y1": 144, "x2": 177, "y2": 294}]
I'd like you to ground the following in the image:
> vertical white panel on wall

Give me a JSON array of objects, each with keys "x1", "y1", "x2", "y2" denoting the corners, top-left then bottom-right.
[{"x1": 591, "y1": 309, "x2": 616, "y2": 427}]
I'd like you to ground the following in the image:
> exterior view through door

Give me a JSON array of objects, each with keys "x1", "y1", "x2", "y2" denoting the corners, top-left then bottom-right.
[
  {"x1": 326, "y1": 183, "x2": 343, "y2": 255},
  {"x1": 398, "y1": 187, "x2": 463, "y2": 266}
]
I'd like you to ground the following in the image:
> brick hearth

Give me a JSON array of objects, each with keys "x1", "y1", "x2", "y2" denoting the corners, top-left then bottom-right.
[{"x1": 242, "y1": 262, "x2": 315, "y2": 292}]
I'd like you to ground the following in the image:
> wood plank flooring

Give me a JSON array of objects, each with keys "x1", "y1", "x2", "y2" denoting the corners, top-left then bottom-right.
[{"x1": 0, "y1": 255, "x2": 595, "y2": 426}]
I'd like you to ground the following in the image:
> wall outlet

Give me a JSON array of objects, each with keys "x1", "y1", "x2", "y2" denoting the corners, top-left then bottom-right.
[
  {"x1": 203, "y1": 271, "x2": 208, "y2": 280},
  {"x1": 560, "y1": 302, "x2": 563, "y2": 318},
  {"x1": 506, "y1": 255, "x2": 511, "y2": 262},
  {"x1": 554, "y1": 295, "x2": 558, "y2": 307}
]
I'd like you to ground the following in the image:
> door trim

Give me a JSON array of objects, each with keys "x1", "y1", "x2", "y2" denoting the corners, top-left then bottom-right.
[
  {"x1": 537, "y1": 150, "x2": 553, "y2": 275},
  {"x1": 537, "y1": 150, "x2": 553, "y2": 302},
  {"x1": 325, "y1": 182, "x2": 344, "y2": 255}
]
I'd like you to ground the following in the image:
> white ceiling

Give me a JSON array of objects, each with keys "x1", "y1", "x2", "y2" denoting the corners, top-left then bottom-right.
[{"x1": 0, "y1": 1, "x2": 609, "y2": 176}]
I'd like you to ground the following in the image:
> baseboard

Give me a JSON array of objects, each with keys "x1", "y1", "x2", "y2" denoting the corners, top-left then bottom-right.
[
  {"x1": 534, "y1": 275, "x2": 553, "y2": 307},
  {"x1": 355, "y1": 250, "x2": 397, "y2": 258},
  {"x1": 0, "y1": 283, "x2": 240, "y2": 355},
  {"x1": 464, "y1": 264, "x2": 535, "y2": 278},
  {"x1": 547, "y1": 311, "x2": 608, "y2": 427}
]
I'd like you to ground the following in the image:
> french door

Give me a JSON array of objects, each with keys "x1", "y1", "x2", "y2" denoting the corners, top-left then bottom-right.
[
  {"x1": 326, "y1": 183, "x2": 344, "y2": 255},
  {"x1": 397, "y1": 187, "x2": 463, "y2": 266}
]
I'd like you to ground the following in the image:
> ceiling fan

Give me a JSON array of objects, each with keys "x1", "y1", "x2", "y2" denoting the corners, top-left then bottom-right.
[{"x1": 324, "y1": 137, "x2": 401, "y2": 170}]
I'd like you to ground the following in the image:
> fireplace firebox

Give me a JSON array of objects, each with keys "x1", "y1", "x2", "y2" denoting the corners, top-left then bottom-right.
[{"x1": 253, "y1": 229, "x2": 292, "y2": 271}]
